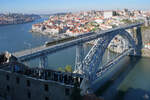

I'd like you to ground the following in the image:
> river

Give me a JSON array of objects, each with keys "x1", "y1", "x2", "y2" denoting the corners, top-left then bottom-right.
[{"x1": 0, "y1": 18, "x2": 150, "y2": 100}]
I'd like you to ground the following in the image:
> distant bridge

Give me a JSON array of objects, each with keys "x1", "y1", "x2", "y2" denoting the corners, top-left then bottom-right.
[{"x1": 12, "y1": 23, "x2": 143, "y2": 94}]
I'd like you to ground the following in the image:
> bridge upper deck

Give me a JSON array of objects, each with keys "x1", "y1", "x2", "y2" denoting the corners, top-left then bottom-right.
[{"x1": 12, "y1": 23, "x2": 143, "y2": 61}]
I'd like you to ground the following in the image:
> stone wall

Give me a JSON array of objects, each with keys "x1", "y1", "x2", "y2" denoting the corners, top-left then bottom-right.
[{"x1": 0, "y1": 69, "x2": 73, "y2": 100}]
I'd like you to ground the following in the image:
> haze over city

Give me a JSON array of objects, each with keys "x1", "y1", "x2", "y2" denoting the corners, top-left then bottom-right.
[{"x1": 1, "y1": 0, "x2": 150, "y2": 14}]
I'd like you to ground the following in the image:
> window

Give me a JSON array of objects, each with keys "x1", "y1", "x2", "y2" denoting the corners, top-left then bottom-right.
[
  {"x1": 27, "y1": 80, "x2": 30, "y2": 87},
  {"x1": 45, "y1": 97, "x2": 49, "y2": 100},
  {"x1": 44, "y1": 84, "x2": 48, "y2": 92},
  {"x1": 16, "y1": 77, "x2": 20, "y2": 84},
  {"x1": 27, "y1": 91, "x2": 31, "y2": 99},
  {"x1": 6, "y1": 74, "x2": 9, "y2": 81},
  {"x1": 65, "y1": 88, "x2": 70, "y2": 96},
  {"x1": 6, "y1": 85, "x2": 10, "y2": 92}
]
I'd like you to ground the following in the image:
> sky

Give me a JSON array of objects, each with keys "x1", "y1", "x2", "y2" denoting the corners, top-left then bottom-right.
[{"x1": 0, "y1": 0, "x2": 150, "y2": 14}]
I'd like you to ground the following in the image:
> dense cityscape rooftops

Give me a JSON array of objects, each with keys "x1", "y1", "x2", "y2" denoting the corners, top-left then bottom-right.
[
  {"x1": 31, "y1": 9, "x2": 150, "y2": 36},
  {"x1": 0, "y1": 13, "x2": 41, "y2": 25}
]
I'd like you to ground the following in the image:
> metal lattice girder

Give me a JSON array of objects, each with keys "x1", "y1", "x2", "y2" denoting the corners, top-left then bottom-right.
[
  {"x1": 95, "y1": 48, "x2": 133, "y2": 80},
  {"x1": 80, "y1": 29, "x2": 138, "y2": 94},
  {"x1": 81, "y1": 29, "x2": 137, "y2": 83},
  {"x1": 75, "y1": 44, "x2": 84, "y2": 73},
  {"x1": 82, "y1": 35, "x2": 114, "y2": 82},
  {"x1": 39, "y1": 54, "x2": 48, "y2": 69}
]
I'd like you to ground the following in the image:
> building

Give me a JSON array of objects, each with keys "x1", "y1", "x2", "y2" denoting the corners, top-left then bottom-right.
[
  {"x1": 0, "y1": 52, "x2": 83, "y2": 100},
  {"x1": 145, "y1": 43, "x2": 150, "y2": 49},
  {"x1": 32, "y1": 24, "x2": 45, "y2": 32},
  {"x1": 103, "y1": 11, "x2": 116, "y2": 19},
  {"x1": 145, "y1": 17, "x2": 150, "y2": 27}
]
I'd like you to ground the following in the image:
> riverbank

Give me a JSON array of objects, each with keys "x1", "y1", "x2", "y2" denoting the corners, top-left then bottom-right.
[
  {"x1": 0, "y1": 13, "x2": 41, "y2": 26},
  {"x1": 0, "y1": 20, "x2": 35, "y2": 27},
  {"x1": 30, "y1": 29, "x2": 71, "y2": 40},
  {"x1": 108, "y1": 47, "x2": 150, "y2": 58}
]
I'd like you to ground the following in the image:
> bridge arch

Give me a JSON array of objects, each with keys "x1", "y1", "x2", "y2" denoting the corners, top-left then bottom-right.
[
  {"x1": 80, "y1": 29, "x2": 137, "y2": 94},
  {"x1": 82, "y1": 29, "x2": 136, "y2": 82}
]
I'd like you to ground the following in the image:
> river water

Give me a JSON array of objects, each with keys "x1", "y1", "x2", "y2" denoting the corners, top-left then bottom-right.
[{"x1": 0, "y1": 18, "x2": 150, "y2": 100}]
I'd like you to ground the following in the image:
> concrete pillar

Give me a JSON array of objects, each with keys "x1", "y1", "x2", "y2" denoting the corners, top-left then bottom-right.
[
  {"x1": 136, "y1": 27, "x2": 143, "y2": 49},
  {"x1": 135, "y1": 27, "x2": 142, "y2": 55}
]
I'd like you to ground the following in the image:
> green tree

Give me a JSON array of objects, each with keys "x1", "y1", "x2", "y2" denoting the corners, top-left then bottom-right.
[
  {"x1": 58, "y1": 67, "x2": 65, "y2": 72},
  {"x1": 121, "y1": 19, "x2": 133, "y2": 24},
  {"x1": 65, "y1": 65, "x2": 73, "y2": 72}
]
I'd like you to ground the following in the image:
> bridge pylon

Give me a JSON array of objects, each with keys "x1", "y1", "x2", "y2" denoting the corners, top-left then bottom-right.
[
  {"x1": 129, "y1": 26, "x2": 142, "y2": 56},
  {"x1": 135, "y1": 26, "x2": 142, "y2": 55},
  {"x1": 74, "y1": 44, "x2": 84, "y2": 74}
]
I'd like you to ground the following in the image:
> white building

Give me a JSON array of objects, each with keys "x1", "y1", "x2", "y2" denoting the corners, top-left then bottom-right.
[
  {"x1": 32, "y1": 24, "x2": 45, "y2": 32},
  {"x1": 145, "y1": 43, "x2": 150, "y2": 49},
  {"x1": 94, "y1": 19, "x2": 104, "y2": 24},
  {"x1": 104, "y1": 11, "x2": 116, "y2": 19},
  {"x1": 44, "y1": 28, "x2": 59, "y2": 35}
]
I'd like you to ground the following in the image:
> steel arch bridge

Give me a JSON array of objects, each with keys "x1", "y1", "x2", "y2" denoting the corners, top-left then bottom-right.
[
  {"x1": 12, "y1": 23, "x2": 143, "y2": 94},
  {"x1": 79, "y1": 29, "x2": 139, "y2": 94},
  {"x1": 69, "y1": 25, "x2": 142, "y2": 94}
]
